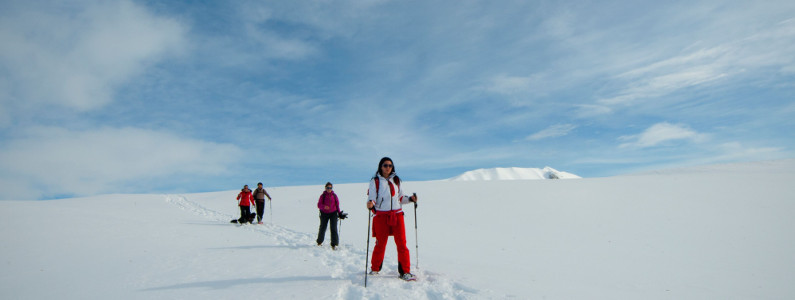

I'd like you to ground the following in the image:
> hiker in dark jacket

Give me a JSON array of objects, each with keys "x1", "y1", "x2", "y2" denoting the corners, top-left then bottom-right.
[
  {"x1": 253, "y1": 182, "x2": 272, "y2": 224},
  {"x1": 316, "y1": 182, "x2": 341, "y2": 249}
]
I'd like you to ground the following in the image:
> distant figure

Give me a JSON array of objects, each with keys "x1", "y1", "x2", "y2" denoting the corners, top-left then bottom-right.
[
  {"x1": 253, "y1": 182, "x2": 272, "y2": 224},
  {"x1": 366, "y1": 157, "x2": 417, "y2": 281},
  {"x1": 316, "y1": 182, "x2": 341, "y2": 249},
  {"x1": 236, "y1": 185, "x2": 255, "y2": 224}
]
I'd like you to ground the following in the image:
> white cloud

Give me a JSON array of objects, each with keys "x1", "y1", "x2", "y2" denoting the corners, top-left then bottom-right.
[
  {"x1": 0, "y1": 0, "x2": 186, "y2": 113},
  {"x1": 527, "y1": 124, "x2": 577, "y2": 141},
  {"x1": 620, "y1": 122, "x2": 706, "y2": 149},
  {"x1": 0, "y1": 127, "x2": 242, "y2": 200}
]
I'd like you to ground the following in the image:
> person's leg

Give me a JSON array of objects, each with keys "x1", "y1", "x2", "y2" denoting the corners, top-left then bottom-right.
[
  {"x1": 316, "y1": 212, "x2": 329, "y2": 245},
  {"x1": 370, "y1": 214, "x2": 389, "y2": 272},
  {"x1": 239, "y1": 206, "x2": 247, "y2": 222},
  {"x1": 330, "y1": 212, "x2": 339, "y2": 247},
  {"x1": 256, "y1": 201, "x2": 265, "y2": 222},
  {"x1": 393, "y1": 214, "x2": 411, "y2": 275},
  {"x1": 243, "y1": 206, "x2": 252, "y2": 223}
]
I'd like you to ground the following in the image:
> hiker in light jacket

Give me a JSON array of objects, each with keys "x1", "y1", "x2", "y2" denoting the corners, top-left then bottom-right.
[{"x1": 366, "y1": 157, "x2": 417, "y2": 281}]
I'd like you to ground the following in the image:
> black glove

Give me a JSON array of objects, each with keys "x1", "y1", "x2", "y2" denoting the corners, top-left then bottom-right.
[{"x1": 338, "y1": 211, "x2": 348, "y2": 220}]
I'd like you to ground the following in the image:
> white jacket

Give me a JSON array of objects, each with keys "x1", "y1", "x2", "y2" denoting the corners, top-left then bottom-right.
[{"x1": 367, "y1": 173, "x2": 411, "y2": 212}]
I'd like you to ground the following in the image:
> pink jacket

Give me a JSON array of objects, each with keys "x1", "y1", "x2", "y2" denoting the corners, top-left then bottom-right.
[{"x1": 317, "y1": 191, "x2": 340, "y2": 214}]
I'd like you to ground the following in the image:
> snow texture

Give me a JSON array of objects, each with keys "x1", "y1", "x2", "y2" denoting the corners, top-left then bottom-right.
[{"x1": 1, "y1": 160, "x2": 794, "y2": 299}]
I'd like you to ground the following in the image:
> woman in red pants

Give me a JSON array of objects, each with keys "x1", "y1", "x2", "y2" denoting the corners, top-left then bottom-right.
[{"x1": 366, "y1": 157, "x2": 417, "y2": 281}]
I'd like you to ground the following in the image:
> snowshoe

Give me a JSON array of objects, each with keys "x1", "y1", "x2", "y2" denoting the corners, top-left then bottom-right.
[{"x1": 399, "y1": 273, "x2": 417, "y2": 281}]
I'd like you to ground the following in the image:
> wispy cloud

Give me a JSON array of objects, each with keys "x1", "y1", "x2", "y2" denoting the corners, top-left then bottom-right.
[
  {"x1": 598, "y1": 47, "x2": 733, "y2": 106},
  {"x1": 593, "y1": 15, "x2": 795, "y2": 111},
  {"x1": 484, "y1": 74, "x2": 544, "y2": 95},
  {"x1": 575, "y1": 104, "x2": 613, "y2": 118},
  {"x1": 710, "y1": 142, "x2": 786, "y2": 162},
  {"x1": 526, "y1": 124, "x2": 577, "y2": 141},
  {"x1": 619, "y1": 122, "x2": 706, "y2": 149}
]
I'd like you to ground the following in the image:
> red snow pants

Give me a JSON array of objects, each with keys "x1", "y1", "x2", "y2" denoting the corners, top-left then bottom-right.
[{"x1": 370, "y1": 211, "x2": 411, "y2": 275}]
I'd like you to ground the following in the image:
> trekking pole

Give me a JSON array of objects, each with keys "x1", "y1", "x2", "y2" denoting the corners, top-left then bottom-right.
[
  {"x1": 364, "y1": 208, "x2": 372, "y2": 287},
  {"x1": 269, "y1": 199, "x2": 273, "y2": 223},
  {"x1": 413, "y1": 193, "x2": 419, "y2": 269}
]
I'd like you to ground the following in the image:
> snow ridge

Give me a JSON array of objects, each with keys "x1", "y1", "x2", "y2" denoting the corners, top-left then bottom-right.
[{"x1": 448, "y1": 166, "x2": 581, "y2": 181}]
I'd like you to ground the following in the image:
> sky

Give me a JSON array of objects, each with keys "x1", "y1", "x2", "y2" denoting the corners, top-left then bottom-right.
[{"x1": 1, "y1": 0, "x2": 794, "y2": 200}]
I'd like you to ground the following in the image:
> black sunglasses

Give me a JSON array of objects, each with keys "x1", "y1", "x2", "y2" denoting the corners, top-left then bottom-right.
[
  {"x1": 382, "y1": 164, "x2": 393, "y2": 168},
  {"x1": 326, "y1": 186, "x2": 333, "y2": 189}
]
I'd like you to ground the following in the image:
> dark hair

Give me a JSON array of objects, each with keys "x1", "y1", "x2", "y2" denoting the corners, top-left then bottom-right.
[
  {"x1": 374, "y1": 157, "x2": 396, "y2": 178},
  {"x1": 325, "y1": 182, "x2": 333, "y2": 187}
]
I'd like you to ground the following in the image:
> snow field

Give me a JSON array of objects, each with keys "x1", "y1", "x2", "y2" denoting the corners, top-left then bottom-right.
[{"x1": 1, "y1": 159, "x2": 794, "y2": 299}]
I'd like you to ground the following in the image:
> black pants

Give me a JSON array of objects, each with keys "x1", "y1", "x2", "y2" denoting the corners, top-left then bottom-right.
[
  {"x1": 255, "y1": 200, "x2": 265, "y2": 222},
  {"x1": 239, "y1": 205, "x2": 252, "y2": 223},
  {"x1": 316, "y1": 211, "x2": 339, "y2": 246}
]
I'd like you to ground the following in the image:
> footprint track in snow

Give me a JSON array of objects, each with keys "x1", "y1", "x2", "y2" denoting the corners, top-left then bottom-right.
[{"x1": 164, "y1": 194, "x2": 498, "y2": 299}]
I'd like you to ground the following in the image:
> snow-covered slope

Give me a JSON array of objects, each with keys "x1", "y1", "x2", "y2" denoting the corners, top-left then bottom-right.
[
  {"x1": 1, "y1": 160, "x2": 794, "y2": 299},
  {"x1": 447, "y1": 166, "x2": 581, "y2": 180}
]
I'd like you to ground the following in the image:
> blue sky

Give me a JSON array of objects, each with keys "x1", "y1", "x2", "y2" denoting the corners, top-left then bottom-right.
[{"x1": 1, "y1": 0, "x2": 794, "y2": 200}]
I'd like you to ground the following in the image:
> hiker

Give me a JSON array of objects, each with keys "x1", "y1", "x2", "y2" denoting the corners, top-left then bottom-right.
[
  {"x1": 253, "y1": 182, "x2": 272, "y2": 224},
  {"x1": 316, "y1": 182, "x2": 341, "y2": 249},
  {"x1": 366, "y1": 157, "x2": 417, "y2": 281},
  {"x1": 236, "y1": 185, "x2": 255, "y2": 224}
]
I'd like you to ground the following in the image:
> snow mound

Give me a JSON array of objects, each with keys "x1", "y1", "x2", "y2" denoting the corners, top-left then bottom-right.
[{"x1": 447, "y1": 167, "x2": 581, "y2": 181}]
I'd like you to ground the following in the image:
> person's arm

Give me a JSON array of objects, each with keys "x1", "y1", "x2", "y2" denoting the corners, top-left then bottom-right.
[
  {"x1": 398, "y1": 180, "x2": 410, "y2": 205},
  {"x1": 366, "y1": 178, "x2": 376, "y2": 209}
]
